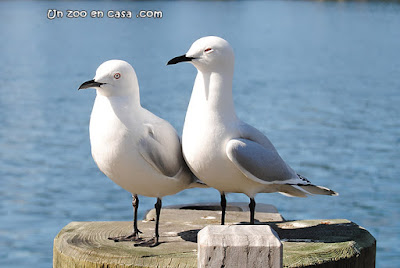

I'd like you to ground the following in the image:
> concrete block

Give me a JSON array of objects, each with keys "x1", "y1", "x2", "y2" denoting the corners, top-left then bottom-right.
[{"x1": 198, "y1": 225, "x2": 282, "y2": 268}]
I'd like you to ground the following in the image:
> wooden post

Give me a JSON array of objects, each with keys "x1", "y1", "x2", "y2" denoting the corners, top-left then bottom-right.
[
  {"x1": 198, "y1": 225, "x2": 282, "y2": 268},
  {"x1": 53, "y1": 203, "x2": 376, "y2": 268}
]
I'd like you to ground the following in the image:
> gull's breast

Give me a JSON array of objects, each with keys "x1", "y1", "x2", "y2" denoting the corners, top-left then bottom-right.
[{"x1": 89, "y1": 97, "x2": 189, "y2": 197}]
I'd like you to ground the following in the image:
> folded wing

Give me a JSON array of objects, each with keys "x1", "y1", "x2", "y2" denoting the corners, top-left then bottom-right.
[
  {"x1": 226, "y1": 122, "x2": 337, "y2": 196},
  {"x1": 226, "y1": 138, "x2": 299, "y2": 185},
  {"x1": 138, "y1": 122, "x2": 183, "y2": 178}
]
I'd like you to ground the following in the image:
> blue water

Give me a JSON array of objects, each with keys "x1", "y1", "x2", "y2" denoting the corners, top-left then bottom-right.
[{"x1": 0, "y1": 1, "x2": 399, "y2": 267}]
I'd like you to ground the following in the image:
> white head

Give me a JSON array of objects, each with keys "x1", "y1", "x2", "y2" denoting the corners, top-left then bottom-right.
[
  {"x1": 167, "y1": 36, "x2": 234, "y2": 74},
  {"x1": 79, "y1": 60, "x2": 139, "y2": 98}
]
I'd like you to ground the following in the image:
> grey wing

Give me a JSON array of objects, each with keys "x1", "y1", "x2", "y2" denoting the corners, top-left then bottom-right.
[
  {"x1": 238, "y1": 122, "x2": 278, "y2": 149},
  {"x1": 226, "y1": 138, "x2": 301, "y2": 185},
  {"x1": 233, "y1": 123, "x2": 338, "y2": 196},
  {"x1": 138, "y1": 122, "x2": 183, "y2": 178}
]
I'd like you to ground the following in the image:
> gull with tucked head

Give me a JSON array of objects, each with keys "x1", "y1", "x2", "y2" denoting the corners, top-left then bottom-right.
[
  {"x1": 79, "y1": 59, "x2": 205, "y2": 247},
  {"x1": 168, "y1": 36, "x2": 337, "y2": 225}
]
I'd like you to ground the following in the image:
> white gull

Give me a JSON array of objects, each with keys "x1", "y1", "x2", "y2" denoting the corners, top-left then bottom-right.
[
  {"x1": 167, "y1": 36, "x2": 337, "y2": 225},
  {"x1": 79, "y1": 59, "x2": 205, "y2": 246}
]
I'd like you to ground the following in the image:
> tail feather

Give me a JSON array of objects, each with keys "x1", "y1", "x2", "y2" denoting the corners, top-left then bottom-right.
[
  {"x1": 276, "y1": 185, "x2": 308, "y2": 197},
  {"x1": 298, "y1": 185, "x2": 338, "y2": 196},
  {"x1": 277, "y1": 174, "x2": 338, "y2": 197}
]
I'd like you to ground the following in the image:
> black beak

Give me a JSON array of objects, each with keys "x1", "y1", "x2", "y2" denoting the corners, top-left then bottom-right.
[
  {"x1": 78, "y1": 79, "x2": 104, "y2": 90},
  {"x1": 167, "y1": 54, "x2": 195, "y2": 65}
]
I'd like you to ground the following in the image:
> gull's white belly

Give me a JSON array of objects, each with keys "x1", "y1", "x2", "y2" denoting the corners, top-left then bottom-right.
[{"x1": 182, "y1": 121, "x2": 262, "y2": 196}]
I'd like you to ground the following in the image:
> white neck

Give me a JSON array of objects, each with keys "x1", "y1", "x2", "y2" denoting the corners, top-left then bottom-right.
[
  {"x1": 187, "y1": 69, "x2": 237, "y2": 122},
  {"x1": 94, "y1": 93, "x2": 142, "y2": 127}
]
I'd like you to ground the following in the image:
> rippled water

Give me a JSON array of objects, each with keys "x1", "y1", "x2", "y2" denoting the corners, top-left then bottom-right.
[{"x1": 0, "y1": 1, "x2": 399, "y2": 267}]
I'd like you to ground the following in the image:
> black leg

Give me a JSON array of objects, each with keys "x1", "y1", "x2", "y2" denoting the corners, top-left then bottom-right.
[
  {"x1": 132, "y1": 194, "x2": 142, "y2": 236},
  {"x1": 108, "y1": 194, "x2": 142, "y2": 242},
  {"x1": 154, "y1": 198, "x2": 162, "y2": 244},
  {"x1": 249, "y1": 198, "x2": 256, "y2": 225},
  {"x1": 134, "y1": 198, "x2": 162, "y2": 247},
  {"x1": 220, "y1": 193, "x2": 226, "y2": 225}
]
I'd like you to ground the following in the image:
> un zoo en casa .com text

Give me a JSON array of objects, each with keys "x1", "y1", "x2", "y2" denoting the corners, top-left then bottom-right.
[{"x1": 47, "y1": 9, "x2": 163, "y2": 20}]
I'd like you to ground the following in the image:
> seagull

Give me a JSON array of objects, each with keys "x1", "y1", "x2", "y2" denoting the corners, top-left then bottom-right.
[
  {"x1": 79, "y1": 59, "x2": 205, "y2": 247},
  {"x1": 167, "y1": 36, "x2": 338, "y2": 225}
]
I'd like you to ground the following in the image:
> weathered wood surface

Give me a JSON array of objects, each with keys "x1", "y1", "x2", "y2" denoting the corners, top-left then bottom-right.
[
  {"x1": 53, "y1": 203, "x2": 375, "y2": 268},
  {"x1": 274, "y1": 219, "x2": 376, "y2": 268},
  {"x1": 198, "y1": 225, "x2": 282, "y2": 268}
]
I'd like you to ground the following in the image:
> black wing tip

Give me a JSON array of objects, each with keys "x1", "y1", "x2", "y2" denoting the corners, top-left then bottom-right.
[{"x1": 297, "y1": 174, "x2": 311, "y2": 184}]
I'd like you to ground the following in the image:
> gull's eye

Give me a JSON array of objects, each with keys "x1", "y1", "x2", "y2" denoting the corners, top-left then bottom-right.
[
  {"x1": 204, "y1": 48, "x2": 213, "y2": 53},
  {"x1": 114, "y1": 73, "x2": 121, "y2": 79}
]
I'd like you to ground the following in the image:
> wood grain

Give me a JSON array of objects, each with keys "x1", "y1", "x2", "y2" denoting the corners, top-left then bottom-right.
[{"x1": 53, "y1": 204, "x2": 375, "y2": 268}]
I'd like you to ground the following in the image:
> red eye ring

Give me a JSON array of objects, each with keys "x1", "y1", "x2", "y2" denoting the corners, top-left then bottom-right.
[
  {"x1": 204, "y1": 48, "x2": 212, "y2": 52},
  {"x1": 114, "y1": 73, "x2": 121, "y2": 79}
]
